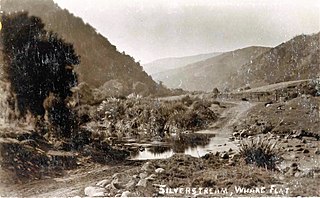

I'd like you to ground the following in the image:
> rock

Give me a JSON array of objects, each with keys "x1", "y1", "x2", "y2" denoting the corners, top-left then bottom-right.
[
  {"x1": 240, "y1": 130, "x2": 248, "y2": 138},
  {"x1": 285, "y1": 167, "x2": 300, "y2": 177},
  {"x1": 294, "y1": 171, "x2": 303, "y2": 177},
  {"x1": 110, "y1": 173, "x2": 131, "y2": 189},
  {"x1": 92, "y1": 192, "x2": 106, "y2": 197},
  {"x1": 220, "y1": 152, "x2": 229, "y2": 159},
  {"x1": 136, "y1": 179, "x2": 147, "y2": 188},
  {"x1": 296, "y1": 148, "x2": 304, "y2": 152},
  {"x1": 303, "y1": 149, "x2": 310, "y2": 153},
  {"x1": 315, "y1": 148, "x2": 320, "y2": 155},
  {"x1": 121, "y1": 191, "x2": 132, "y2": 197},
  {"x1": 96, "y1": 179, "x2": 110, "y2": 187},
  {"x1": 84, "y1": 186, "x2": 106, "y2": 197},
  {"x1": 125, "y1": 179, "x2": 136, "y2": 189},
  {"x1": 105, "y1": 184, "x2": 114, "y2": 191},
  {"x1": 155, "y1": 168, "x2": 165, "y2": 174},
  {"x1": 112, "y1": 173, "x2": 121, "y2": 179},
  {"x1": 141, "y1": 161, "x2": 152, "y2": 172},
  {"x1": 286, "y1": 148, "x2": 294, "y2": 152},
  {"x1": 111, "y1": 178, "x2": 125, "y2": 189},
  {"x1": 232, "y1": 132, "x2": 240, "y2": 137},
  {"x1": 146, "y1": 174, "x2": 156, "y2": 181},
  {"x1": 139, "y1": 172, "x2": 148, "y2": 179}
]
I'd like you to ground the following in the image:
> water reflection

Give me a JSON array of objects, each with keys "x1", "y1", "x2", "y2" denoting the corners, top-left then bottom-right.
[
  {"x1": 148, "y1": 146, "x2": 171, "y2": 154},
  {"x1": 128, "y1": 133, "x2": 237, "y2": 160}
]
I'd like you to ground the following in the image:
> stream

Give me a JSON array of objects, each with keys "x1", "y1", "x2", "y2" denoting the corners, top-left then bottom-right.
[{"x1": 124, "y1": 131, "x2": 239, "y2": 160}]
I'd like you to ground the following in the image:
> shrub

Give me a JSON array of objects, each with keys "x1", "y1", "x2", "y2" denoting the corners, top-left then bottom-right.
[
  {"x1": 1, "y1": 12, "x2": 80, "y2": 138},
  {"x1": 239, "y1": 137, "x2": 282, "y2": 170}
]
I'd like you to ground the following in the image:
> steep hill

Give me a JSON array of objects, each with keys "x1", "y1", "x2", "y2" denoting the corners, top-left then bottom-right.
[
  {"x1": 228, "y1": 33, "x2": 320, "y2": 90},
  {"x1": 143, "y1": 52, "x2": 221, "y2": 75},
  {"x1": 153, "y1": 46, "x2": 270, "y2": 92},
  {"x1": 1, "y1": 0, "x2": 160, "y2": 95}
]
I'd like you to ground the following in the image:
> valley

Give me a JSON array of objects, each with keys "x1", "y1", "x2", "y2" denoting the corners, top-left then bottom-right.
[{"x1": 0, "y1": 0, "x2": 319, "y2": 197}]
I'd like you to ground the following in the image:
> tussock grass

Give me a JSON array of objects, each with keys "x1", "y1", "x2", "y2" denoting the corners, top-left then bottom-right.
[{"x1": 239, "y1": 137, "x2": 282, "y2": 170}]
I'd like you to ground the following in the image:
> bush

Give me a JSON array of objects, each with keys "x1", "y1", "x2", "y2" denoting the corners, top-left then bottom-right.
[
  {"x1": 239, "y1": 137, "x2": 282, "y2": 170},
  {"x1": 1, "y1": 12, "x2": 80, "y2": 138}
]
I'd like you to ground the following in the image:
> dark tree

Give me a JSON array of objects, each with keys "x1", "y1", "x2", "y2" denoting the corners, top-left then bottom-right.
[{"x1": 1, "y1": 12, "x2": 80, "y2": 138}]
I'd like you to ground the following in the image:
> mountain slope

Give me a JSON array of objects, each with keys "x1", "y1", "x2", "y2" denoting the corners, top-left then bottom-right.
[
  {"x1": 228, "y1": 33, "x2": 320, "y2": 90},
  {"x1": 143, "y1": 52, "x2": 221, "y2": 75},
  {"x1": 1, "y1": 0, "x2": 159, "y2": 95},
  {"x1": 153, "y1": 46, "x2": 270, "y2": 92}
]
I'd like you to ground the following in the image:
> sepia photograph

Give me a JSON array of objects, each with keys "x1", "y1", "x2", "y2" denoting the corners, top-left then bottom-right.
[{"x1": 0, "y1": 0, "x2": 319, "y2": 197}]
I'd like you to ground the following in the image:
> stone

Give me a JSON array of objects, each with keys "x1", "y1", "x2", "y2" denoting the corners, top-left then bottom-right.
[
  {"x1": 155, "y1": 168, "x2": 165, "y2": 174},
  {"x1": 146, "y1": 174, "x2": 156, "y2": 181},
  {"x1": 121, "y1": 191, "x2": 132, "y2": 197},
  {"x1": 296, "y1": 148, "x2": 304, "y2": 152},
  {"x1": 232, "y1": 132, "x2": 240, "y2": 137},
  {"x1": 285, "y1": 168, "x2": 299, "y2": 177},
  {"x1": 84, "y1": 186, "x2": 106, "y2": 197},
  {"x1": 139, "y1": 172, "x2": 148, "y2": 179},
  {"x1": 96, "y1": 179, "x2": 110, "y2": 187},
  {"x1": 315, "y1": 148, "x2": 320, "y2": 155},
  {"x1": 111, "y1": 178, "x2": 125, "y2": 189},
  {"x1": 286, "y1": 148, "x2": 294, "y2": 152},
  {"x1": 220, "y1": 152, "x2": 229, "y2": 159},
  {"x1": 136, "y1": 179, "x2": 147, "y2": 188},
  {"x1": 92, "y1": 192, "x2": 106, "y2": 197},
  {"x1": 141, "y1": 161, "x2": 152, "y2": 172},
  {"x1": 125, "y1": 179, "x2": 136, "y2": 189},
  {"x1": 112, "y1": 173, "x2": 121, "y2": 179},
  {"x1": 303, "y1": 149, "x2": 310, "y2": 153}
]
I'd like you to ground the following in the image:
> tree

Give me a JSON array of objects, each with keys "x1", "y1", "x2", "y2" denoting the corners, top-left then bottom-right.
[{"x1": 1, "y1": 12, "x2": 80, "y2": 138}]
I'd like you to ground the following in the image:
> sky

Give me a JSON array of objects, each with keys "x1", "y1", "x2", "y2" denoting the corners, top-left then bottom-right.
[{"x1": 53, "y1": 0, "x2": 320, "y2": 63}]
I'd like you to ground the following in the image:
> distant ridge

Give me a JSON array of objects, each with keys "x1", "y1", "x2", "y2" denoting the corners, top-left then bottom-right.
[
  {"x1": 143, "y1": 52, "x2": 221, "y2": 75},
  {"x1": 227, "y1": 32, "x2": 320, "y2": 90},
  {"x1": 153, "y1": 46, "x2": 270, "y2": 91}
]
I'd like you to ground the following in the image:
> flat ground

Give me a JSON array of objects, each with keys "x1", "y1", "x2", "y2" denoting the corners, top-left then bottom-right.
[{"x1": 0, "y1": 83, "x2": 319, "y2": 197}]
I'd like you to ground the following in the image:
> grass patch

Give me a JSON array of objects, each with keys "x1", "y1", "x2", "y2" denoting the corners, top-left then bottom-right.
[{"x1": 239, "y1": 137, "x2": 282, "y2": 170}]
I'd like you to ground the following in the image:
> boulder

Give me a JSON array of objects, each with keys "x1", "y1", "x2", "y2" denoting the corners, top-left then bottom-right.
[
  {"x1": 155, "y1": 168, "x2": 165, "y2": 174},
  {"x1": 136, "y1": 179, "x2": 147, "y2": 188},
  {"x1": 84, "y1": 186, "x2": 106, "y2": 197},
  {"x1": 96, "y1": 179, "x2": 111, "y2": 188}
]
